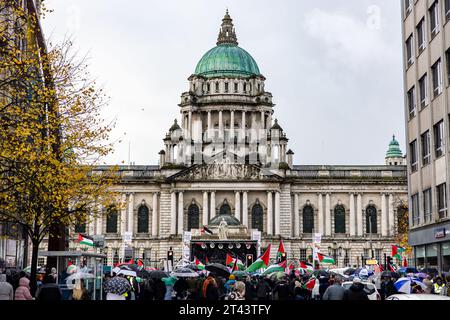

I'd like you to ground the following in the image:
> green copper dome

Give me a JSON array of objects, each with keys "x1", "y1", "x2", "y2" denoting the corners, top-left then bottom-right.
[
  {"x1": 195, "y1": 44, "x2": 260, "y2": 78},
  {"x1": 194, "y1": 10, "x2": 260, "y2": 78},
  {"x1": 386, "y1": 135, "x2": 403, "y2": 158}
]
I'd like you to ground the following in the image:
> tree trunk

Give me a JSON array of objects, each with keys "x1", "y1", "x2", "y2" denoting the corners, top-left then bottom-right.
[
  {"x1": 47, "y1": 222, "x2": 66, "y2": 270},
  {"x1": 29, "y1": 239, "x2": 39, "y2": 297}
]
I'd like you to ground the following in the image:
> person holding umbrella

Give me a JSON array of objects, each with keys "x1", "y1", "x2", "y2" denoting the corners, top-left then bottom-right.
[
  {"x1": 380, "y1": 273, "x2": 397, "y2": 300},
  {"x1": 104, "y1": 274, "x2": 132, "y2": 300}
]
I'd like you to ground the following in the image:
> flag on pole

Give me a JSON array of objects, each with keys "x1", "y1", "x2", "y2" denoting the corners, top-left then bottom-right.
[
  {"x1": 226, "y1": 254, "x2": 244, "y2": 270},
  {"x1": 77, "y1": 234, "x2": 94, "y2": 247},
  {"x1": 317, "y1": 253, "x2": 335, "y2": 265},
  {"x1": 299, "y1": 261, "x2": 314, "y2": 273},
  {"x1": 391, "y1": 245, "x2": 405, "y2": 260},
  {"x1": 245, "y1": 245, "x2": 271, "y2": 273},
  {"x1": 195, "y1": 257, "x2": 205, "y2": 270},
  {"x1": 388, "y1": 263, "x2": 396, "y2": 272},
  {"x1": 276, "y1": 240, "x2": 286, "y2": 262},
  {"x1": 137, "y1": 259, "x2": 144, "y2": 267},
  {"x1": 262, "y1": 261, "x2": 287, "y2": 275}
]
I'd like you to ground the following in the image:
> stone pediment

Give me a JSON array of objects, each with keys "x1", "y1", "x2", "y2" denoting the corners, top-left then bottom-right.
[{"x1": 167, "y1": 161, "x2": 283, "y2": 182}]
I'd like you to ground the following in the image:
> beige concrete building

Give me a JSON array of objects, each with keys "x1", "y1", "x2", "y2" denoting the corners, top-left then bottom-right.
[
  {"x1": 402, "y1": 0, "x2": 450, "y2": 272},
  {"x1": 35, "y1": 11, "x2": 408, "y2": 269}
]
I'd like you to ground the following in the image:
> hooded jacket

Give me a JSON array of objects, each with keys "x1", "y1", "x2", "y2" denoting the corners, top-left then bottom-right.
[
  {"x1": 14, "y1": 277, "x2": 33, "y2": 300},
  {"x1": 0, "y1": 274, "x2": 14, "y2": 300},
  {"x1": 344, "y1": 282, "x2": 369, "y2": 300}
]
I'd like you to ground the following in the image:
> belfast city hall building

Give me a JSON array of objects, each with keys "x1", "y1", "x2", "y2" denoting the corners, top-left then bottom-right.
[{"x1": 39, "y1": 12, "x2": 408, "y2": 268}]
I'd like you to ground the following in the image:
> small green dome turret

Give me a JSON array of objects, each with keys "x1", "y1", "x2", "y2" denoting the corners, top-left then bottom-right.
[
  {"x1": 194, "y1": 10, "x2": 261, "y2": 79},
  {"x1": 386, "y1": 135, "x2": 403, "y2": 158}
]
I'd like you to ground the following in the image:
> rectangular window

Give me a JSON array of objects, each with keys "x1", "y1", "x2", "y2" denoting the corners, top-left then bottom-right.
[
  {"x1": 412, "y1": 193, "x2": 420, "y2": 226},
  {"x1": 417, "y1": 18, "x2": 426, "y2": 53},
  {"x1": 299, "y1": 249, "x2": 307, "y2": 262},
  {"x1": 434, "y1": 120, "x2": 444, "y2": 158},
  {"x1": 432, "y1": 59, "x2": 442, "y2": 98},
  {"x1": 234, "y1": 82, "x2": 238, "y2": 93},
  {"x1": 405, "y1": 0, "x2": 412, "y2": 17},
  {"x1": 421, "y1": 130, "x2": 431, "y2": 166},
  {"x1": 407, "y1": 86, "x2": 416, "y2": 119},
  {"x1": 215, "y1": 82, "x2": 219, "y2": 92},
  {"x1": 410, "y1": 139, "x2": 418, "y2": 172},
  {"x1": 224, "y1": 82, "x2": 228, "y2": 93},
  {"x1": 419, "y1": 74, "x2": 428, "y2": 108},
  {"x1": 424, "y1": 188, "x2": 433, "y2": 223},
  {"x1": 344, "y1": 249, "x2": 350, "y2": 266},
  {"x1": 446, "y1": 49, "x2": 450, "y2": 84},
  {"x1": 206, "y1": 83, "x2": 210, "y2": 93},
  {"x1": 406, "y1": 34, "x2": 414, "y2": 66},
  {"x1": 437, "y1": 183, "x2": 448, "y2": 218},
  {"x1": 430, "y1": 1, "x2": 440, "y2": 38},
  {"x1": 446, "y1": 0, "x2": 450, "y2": 22}
]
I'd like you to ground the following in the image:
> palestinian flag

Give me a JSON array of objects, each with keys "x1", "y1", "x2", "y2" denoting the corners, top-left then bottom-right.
[
  {"x1": 317, "y1": 253, "x2": 335, "y2": 265},
  {"x1": 195, "y1": 257, "x2": 205, "y2": 270},
  {"x1": 388, "y1": 263, "x2": 396, "y2": 272},
  {"x1": 392, "y1": 245, "x2": 405, "y2": 260},
  {"x1": 202, "y1": 225, "x2": 213, "y2": 235},
  {"x1": 306, "y1": 278, "x2": 316, "y2": 290},
  {"x1": 262, "y1": 260, "x2": 287, "y2": 275},
  {"x1": 276, "y1": 240, "x2": 286, "y2": 262},
  {"x1": 403, "y1": 257, "x2": 408, "y2": 267},
  {"x1": 246, "y1": 245, "x2": 271, "y2": 273},
  {"x1": 299, "y1": 261, "x2": 314, "y2": 273},
  {"x1": 78, "y1": 234, "x2": 94, "y2": 247},
  {"x1": 226, "y1": 254, "x2": 244, "y2": 270},
  {"x1": 137, "y1": 259, "x2": 144, "y2": 267}
]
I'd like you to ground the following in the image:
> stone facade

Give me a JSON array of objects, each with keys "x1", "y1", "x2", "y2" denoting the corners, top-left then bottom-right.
[{"x1": 36, "y1": 11, "x2": 408, "y2": 269}]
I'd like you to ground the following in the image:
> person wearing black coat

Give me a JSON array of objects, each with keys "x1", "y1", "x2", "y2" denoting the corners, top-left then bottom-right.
[
  {"x1": 343, "y1": 278, "x2": 369, "y2": 301},
  {"x1": 244, "y1": 277, "x2": 257, "y2": 300},
  {"x1": 318, "y1": 276, "x2": 330, "y2": 300},
  {"x1": 174, "y1": 278, "x2": 189, "y2": 300},
  {"x1": 256, "y1": 277, "x2": 272, "y2": 300},
  {"x1": 36, "y1": 274, "x2": 62, "y2": 301},
  {"x1": 153, "y1": 278, "x2": 167, "y2": 301},
  {"x1": 205, "y1": 281, "x2": 219, "y2": 301},
  {"x1": 273, "y1": 279, "x2": 291, "y2": 300},
  {"x1": 379, "y1": 277, "x2": 398, "y2": 300}
]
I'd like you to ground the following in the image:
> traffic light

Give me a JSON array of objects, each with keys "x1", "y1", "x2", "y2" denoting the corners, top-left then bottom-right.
[
  {"x1": 167, "y1": 247, "x2": 174, "y2": 262},
  {"x1": 246, "y1": 254, "x2": 254, "y2": 267},
  {"x1": 280, "y1": 252, "x2": 287, "y2": 262},
  {"x1": 387, "y1": 256, "x2": 393, "y2": 268}
]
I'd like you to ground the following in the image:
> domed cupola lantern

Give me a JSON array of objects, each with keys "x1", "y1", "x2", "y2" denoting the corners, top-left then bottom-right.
[{"x1": 385, "y1": 134, "x2": 405, "y2": 166}]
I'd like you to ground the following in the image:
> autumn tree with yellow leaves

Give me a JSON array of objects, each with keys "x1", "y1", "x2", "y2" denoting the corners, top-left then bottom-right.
[{"x1": 0, "y1": 1, "x2": 118, "y2": 292}]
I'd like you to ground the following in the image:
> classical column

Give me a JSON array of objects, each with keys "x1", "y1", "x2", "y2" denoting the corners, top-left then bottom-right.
[
  {"x1": 243, "y1": 191, "x2": 248, "y2": 227},
  {"x1": 203, "y1": 191, "x2": 209, "y2": 226},
  {"x1": 127, "y1": 193, "x2": 134, "y2": 233},
  {"x1": 210, "y1": 191, "x2": 216, "y2": 219},
  {"x1": 120, "y1": 193, "x2": 127, "y2": 235},
  {"x1": 96, "y1": 202, "x2": 102, "y2": 235},
  {"x1": 170, "y1": 192, "x2": 177, "y2": 235},
  {"x1": 349, "y1": 193, "x2": 355, "y2": 236},
  {"x1": 325, "y1": 193, "x2": 331, "y2": 236},
  {"x1": 188, "y1": 111, "x2": 192, "y2": 138},
  {"x1": 207, "y1": 111, "x2": 212, "y2": 139},
  {"x1": 219, "y1": 111, "x2": 223, "y2": 138},
  {"x1": 261, "y1": 110, "x2": 265, "y2": 129},
  {"x1": 294, "y1": 193, "x2": 299, "y2": 237},
  {"x1": 235, "y1": 191, "x2": 241, "y2": 220},
  {"x1": 388, "y1": 193, "x2": 394, "y2": 236},
  {"x1": 242, "y1": 111, "x2": 246, "y2": 130},
  {"x1": 357, "y1": 193, "x2": 363, "y2": 236},
  {"x1": 267, "y1": 191, "x2": 273, "y2": 235},
  {"x1": 230, "y1": 110, "x2": 235, "y2": 138},
  {"x1": 152, "y1": 193, "x2": 158, "y2": 236},
  {"x1": 381, "y1": 193, "x2": 387, "y2": 237},
  {"x1": 317, "y1": 194, "x2": 324, "y2": 235},
  {"x1": 177, "y1": 191, "x2": 184, "y2": 235},
  {"x1": 275, "y1": 191, "x2": 280, "y2": 235}
]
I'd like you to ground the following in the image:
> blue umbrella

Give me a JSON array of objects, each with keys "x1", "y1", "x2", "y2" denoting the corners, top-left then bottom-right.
[{"x1": 394, "y1": 277, "x2": 427, "y2": 294}]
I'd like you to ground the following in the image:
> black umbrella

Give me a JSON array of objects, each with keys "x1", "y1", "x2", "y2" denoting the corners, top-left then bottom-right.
[
  {"x1": 205, "y1": 263, "x2": 230, "y2": 277},
  {"x1": 343, "y1": 268, "x2": 356, "y2": 276},
  {"x1": 147, "y1": 270, "x2": 169, "y2": 279},
  {"x1": 381, "y1": 270, "x2": 393, "y2": 278},
  {"x1": 313, "y1": 270, "x2": 329, "y2": 278},
  {"x1": 104, "y1": 277, "x2": 131, "y2": 295},
  {"x1": 136, "y1": 269, "x2": 150, "y2": 278}
]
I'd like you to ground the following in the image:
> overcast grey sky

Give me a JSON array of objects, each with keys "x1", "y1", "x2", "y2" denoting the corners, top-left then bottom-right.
[{"x1": 42, "y1": 0, "x2": 405, "y2": 166}]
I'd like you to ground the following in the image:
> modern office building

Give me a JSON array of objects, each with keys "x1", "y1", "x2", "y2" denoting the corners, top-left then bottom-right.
[{"x1": 402, "y1": 0, "x2": 450, "y2": 272}]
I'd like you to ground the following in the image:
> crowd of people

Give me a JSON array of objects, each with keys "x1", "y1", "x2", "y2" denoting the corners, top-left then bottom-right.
[{"x1": 1, "y1": 265, "x2": 450, "y2": 301}]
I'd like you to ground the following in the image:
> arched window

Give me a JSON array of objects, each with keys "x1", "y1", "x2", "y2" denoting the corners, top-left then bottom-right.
[
  {"x1": 334, "y1": 205, "x2": 346, "y2": 234},
  {"x1": 74, "y1": 223, "x2": 86, "y2": 234},
  {"x1": 106, "y1": 206, "x2": 118, "y2": 233},
  {"x1": 188, "y1": 204, "x2": 200, "y2": 230},
  {"x1": 252, "y1": 204, "x2": 264, "y2": 232},
  {"x1": 366, "y1": 206, "x2": 378, "y2": 234},
  {"x1": 303, "y1": 206, "x2": 314, "y2": 233},
  {"x1": 219, "y1": 203, "x2": 231, "y2": 216},
  {"x1": 137, "y1": 205, "x2": 149, "y2": 233}
]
